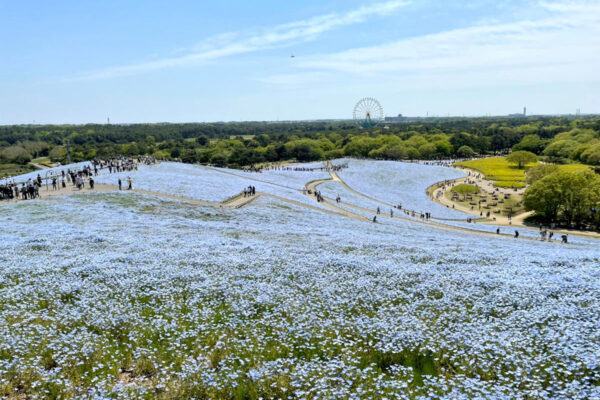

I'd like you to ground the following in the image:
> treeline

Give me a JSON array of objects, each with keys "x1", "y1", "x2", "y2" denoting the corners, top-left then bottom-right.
[
  {"x1": 524, "y1": 165, "x2": 600, "y2": 230},
  {"x1": 1, "y1": 116, "x2": 599, "y2": 168}
]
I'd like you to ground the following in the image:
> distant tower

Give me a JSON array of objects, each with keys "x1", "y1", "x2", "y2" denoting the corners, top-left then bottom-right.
[
  {"x1": 107, "y1": 117, "x2": 110, "y2": 125},
  {"x1": 523, "y1": 107, "x2": 527, "y2": 116}
]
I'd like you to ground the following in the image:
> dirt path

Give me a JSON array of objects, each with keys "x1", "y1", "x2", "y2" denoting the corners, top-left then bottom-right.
[
  {"x1": 261, "y1": 192, "x2": 360, "y2": 220},
  {"x1": 429, "y1": 180, "x2": 534, "y2": 225},
  {"x1": 317, "y1": 170, "x2": 600, "y2": 242},
  {"x1": 426, "y1": 166, "x2": 600, "y2": 239},
  {"x1": 222, "y1": 193, "x2": 261, "y2": 209},
  {"x1": 4, "y1": 183, "x2": 258, "y2": 209},
  {"x1": 304, "y1": 178, "x2": 369, "y2": 221},
  {"x1": 304, "y1": 175, "x2": 552, "y2": 241},
  {"x1": 330, "y1": 171, "x2": 395, "y2": 208},
  {"x1": 29, "y1": 162, "x2": 49, "y2": 170},
  {"x1": 5, "y1": 167, "x2": 598, "y2": 242}
]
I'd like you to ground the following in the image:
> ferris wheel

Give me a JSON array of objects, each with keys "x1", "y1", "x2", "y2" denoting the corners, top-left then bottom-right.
[{"x1": 353, "y1": 97, "x2": 384, "y2": 128}]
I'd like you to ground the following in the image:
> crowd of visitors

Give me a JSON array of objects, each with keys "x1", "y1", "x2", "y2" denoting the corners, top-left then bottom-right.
[
  {"x1": 241, "y1": 161, "x2": 348, "y2": 174},
  {"x1": 0, "y1": 156, "x2": 155, "y2": 202},
  {"x1": 243, "y1": 186, "x2": 256, "y2": 197}
]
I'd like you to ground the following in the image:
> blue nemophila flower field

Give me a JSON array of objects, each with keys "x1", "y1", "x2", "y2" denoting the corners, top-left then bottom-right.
[{"x1": 1, "y1": 161, "x2": 599, "y2": 399}]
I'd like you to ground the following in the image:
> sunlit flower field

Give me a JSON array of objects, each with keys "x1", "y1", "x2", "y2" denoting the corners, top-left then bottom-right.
[{"x1": 1, "y1": 161, "x2": 599, "y2": 399}]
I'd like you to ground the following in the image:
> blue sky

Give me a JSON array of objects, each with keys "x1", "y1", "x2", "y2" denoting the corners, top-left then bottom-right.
[{"x1": 1, "y1": 0, "x2": 599, "y2": 124}]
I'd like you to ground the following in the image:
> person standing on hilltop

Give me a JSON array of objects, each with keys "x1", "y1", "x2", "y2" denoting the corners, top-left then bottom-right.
[
  {"x1": 118, "y1": 178, "x2": 122, "y2": 190},
  {"x1": 127, "y1": 177, "x2": 132, "y2": 190}
]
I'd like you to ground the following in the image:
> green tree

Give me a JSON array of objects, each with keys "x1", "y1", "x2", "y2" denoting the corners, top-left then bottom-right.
[
  {"x1": 580, "y1": 143, "x2": 600, "y2": 165},
  {"x1": 170, "y1": 148, "x2": 181, "y2": 159},
  {"x1": 506, "y1": 151, "x2": 538, "y2": 169},
  {"x1": 543, "y1": 140, "x2": 579, "y2": 159},
  {"x1": 525, "y1": 164, "x2": 559, "y2": 185},
  {"x1": 524, "y1": 170, "x2": 600, "y2": 226},
  {"x1": 512, "y1": 134, "x2": 546, "y2": 154},
  {"x1": 456, "y1": 145, "x2": 476, "y2": 158},
  {"x1": 523, "y1": 173, "x2": 564, "y2": 221},
  {"x1": 49, "y1": 146, "x2": 68, "y2": 163},
  {"x1": 383, "y1": 146, "x2": 408, "y2": 160},
  {"x1": 0, "y1": 146, "x2": 32, "y2": 164},
  {"x1": 285, "y1": 139, "x2": 324, "y2": 162},
  {"x1": 418, "y1": 143, "x2": 437, "y2": 159}
]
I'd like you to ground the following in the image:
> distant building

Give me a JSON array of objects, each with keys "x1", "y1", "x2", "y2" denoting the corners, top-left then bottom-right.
[
  {"x1": 385, "y1": 114, "x2": 407, "y2": 122},
  {"x1": 509, "y1": 107, "x2": 527, "y2": 118}
]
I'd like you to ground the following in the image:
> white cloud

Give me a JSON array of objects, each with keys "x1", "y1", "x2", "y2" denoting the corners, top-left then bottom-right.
[
  {"x1": 69, "y1": 0, "x2": 411, "y2": 81},
  {"x1": 267, "y1": 1, "x2": 600, "y2": 88}
]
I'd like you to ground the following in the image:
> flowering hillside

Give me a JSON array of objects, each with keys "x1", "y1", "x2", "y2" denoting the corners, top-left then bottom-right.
[{"x1": 0, "y1": 161, "x2": 599, "y2": 399}]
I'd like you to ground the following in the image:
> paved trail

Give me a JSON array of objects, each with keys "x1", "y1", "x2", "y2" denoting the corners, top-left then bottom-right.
[
  {"x1": 305, "y1": 175, "x2": 544, "y2": 241},
  {"x1": 4, "y1": 165, "x2": 598, "y2": 242}
]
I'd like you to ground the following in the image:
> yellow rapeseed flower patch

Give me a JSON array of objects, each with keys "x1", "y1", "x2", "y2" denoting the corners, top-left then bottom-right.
[
  {"x1": 455, "y1": 157, "x2": 535, "y2": 182},
  {"x1": 455, "y1": 157, "x2": 591, "y2": 188}
]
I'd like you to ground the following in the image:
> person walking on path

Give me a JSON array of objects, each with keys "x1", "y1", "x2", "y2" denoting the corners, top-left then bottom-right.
[
  {"x1": 514, "y1": 230, "x2": 519, "y2": 239},
  {"x1": 127, "y1": 177, "x2": 132, "y2": 190}
]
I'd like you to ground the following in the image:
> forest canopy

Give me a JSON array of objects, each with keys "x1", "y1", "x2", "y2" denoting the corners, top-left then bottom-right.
[{"x1": 1, "y1": 116, "x2": 599, "y2": 169}]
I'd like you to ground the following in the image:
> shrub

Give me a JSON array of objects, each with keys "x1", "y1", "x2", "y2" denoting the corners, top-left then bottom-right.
[
  {"x1": 456, "y1": 145, "x2": 475, "y2": 158},
  {"x1": 452, "y1": 184, "x2": 480, "y2": 194},
  {"x1": 493, "y1": 181, "x2": 526, "y2": 189}
]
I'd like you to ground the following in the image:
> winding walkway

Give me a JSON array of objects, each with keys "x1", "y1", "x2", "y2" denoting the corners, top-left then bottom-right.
[{"x1": 4, "y1": 165, "x2": 598, "y2": 242}]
